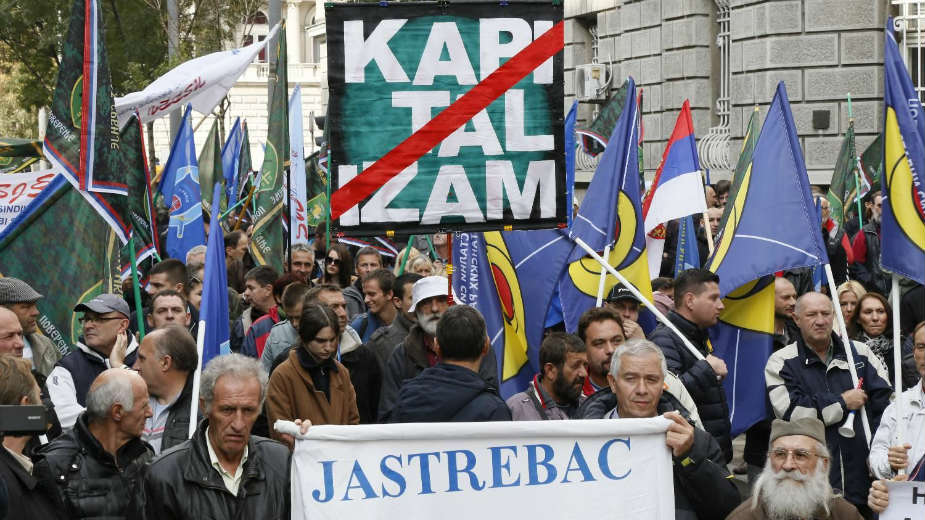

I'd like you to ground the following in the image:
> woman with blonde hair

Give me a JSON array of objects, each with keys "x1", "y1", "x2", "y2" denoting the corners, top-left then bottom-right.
[
  {"x1": 836, "y1": 280, "x2": 866, "y2": 337},
  {"x1": 392, "y1": 246, "x2": 421, "y2": 276}
]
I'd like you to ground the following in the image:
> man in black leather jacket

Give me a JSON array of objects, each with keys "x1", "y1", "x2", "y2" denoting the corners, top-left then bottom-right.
[
  {"x1": 142, "y1": 354, "x2": 295, "y2": 519},
  {"x1": 37, "y1": 368, "x2": 154, "y2": 519}
]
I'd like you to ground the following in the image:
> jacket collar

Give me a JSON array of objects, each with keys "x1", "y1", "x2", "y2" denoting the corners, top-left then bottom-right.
[
  {"x1": 393, "y1": 312, "x2": 413, "y2": 334},
  {"x1": 667, "y1": 311, "x2": 708, "y2": 347},
  {"x1": 795, "y1": 332, "x2": 849, "y2": 367},
  {"x1": 75, "y1": 336, "x2": 139, "y2": 364},
  {"x1": 403, "y1": 324, "x2": 435, "y2": 369},
  {"x1": 185, "y1": 419, "x2": 264, "y2": 492},
  {"x1": 73, "y1": 413, "x2": 150, "y2": 469}
]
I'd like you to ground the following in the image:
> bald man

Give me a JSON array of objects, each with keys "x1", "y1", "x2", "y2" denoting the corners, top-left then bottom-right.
[
  {"x1": 0, "y1": 307, "x2": 24, "y2": 358},
  {"x1": 764, "y1": 292, "x2": 892, "y2": 514},
  {"x1": 39, "y1": 369, "x2": 154, "y2": 518}
]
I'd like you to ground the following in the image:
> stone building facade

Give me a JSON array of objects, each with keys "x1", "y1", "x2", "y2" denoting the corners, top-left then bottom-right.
[{"x1": 565, "y1": 0, "x2": 891, "y2": 187}]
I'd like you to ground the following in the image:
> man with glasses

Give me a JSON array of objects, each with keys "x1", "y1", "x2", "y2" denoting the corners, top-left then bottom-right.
[
  {"x1": 728, "y1": 417, "x2": 862, "y2": 519},
  {"x1": 47, "y1": 294, "x2": 138, "y2": 429}
]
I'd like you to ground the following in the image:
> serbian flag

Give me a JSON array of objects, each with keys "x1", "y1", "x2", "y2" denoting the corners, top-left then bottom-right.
[{"x1": 642, "y1": 100, "x2": 707, "y2": 277}]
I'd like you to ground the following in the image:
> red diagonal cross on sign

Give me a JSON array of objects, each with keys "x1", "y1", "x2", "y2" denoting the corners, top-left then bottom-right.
[{"x1": 330, "y1": 21, "x2": 565, "y2": 221}]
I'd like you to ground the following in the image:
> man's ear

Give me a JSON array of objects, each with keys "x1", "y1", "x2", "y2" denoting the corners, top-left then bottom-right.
[
  {"x1": 481, "y1": 336, "x2": 490, "y2": 357},
  {"x1": 606, "y1": 373, "x2": 617, "y2": 394},
  {"x1": 175, "y1": 283, "x2": 185, "y2": 294},
  {"x1": 111, "y1": 404, "x2": 124, "y2": 422}
]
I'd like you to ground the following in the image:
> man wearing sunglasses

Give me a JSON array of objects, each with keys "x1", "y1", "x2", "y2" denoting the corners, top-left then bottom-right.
[{"x1": 46, "y1": 294, "x2": 138, "y2": 430}]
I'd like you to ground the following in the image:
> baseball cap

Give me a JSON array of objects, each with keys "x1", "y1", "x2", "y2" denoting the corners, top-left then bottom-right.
[
  {"x1": 606, "y1": 284, "x2": 641, "y2": 304},
  {"x1": 0, "y1": 277, "x2": 43, "y2": 304},
  {"x1": 73, "y1": 293, "x2": 130, "y2": 318},
  {"x1": 409, "y1": 276, "x2": 448, "y2": 312}
]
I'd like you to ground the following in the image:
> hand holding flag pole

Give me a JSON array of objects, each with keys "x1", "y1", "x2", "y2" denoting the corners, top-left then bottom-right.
[
  {"x1": 575, "y1": 237, "x2": 705, "y2": 362},
  {"x1": 824, "y1": 263, "x2": 872, "y2": 444}
]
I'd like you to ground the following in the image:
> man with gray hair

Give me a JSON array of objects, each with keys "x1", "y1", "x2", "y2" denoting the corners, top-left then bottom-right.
[
  {"x1": 727, "y1": 417, "x2": 862, "y2": 519},
  {"x1": 0, "y1": 277, "x2": 63, "y2": 376},
  {"x1": 39, "y1": 368, "x2": 154, "y2": 518},
  {"x1": 290, "y1": 242, "x2": 316, "y2": 282},
  {"x1": 597, "y1": 339, "x2": 739, "y2": 520},
  {"x1": 142, "y1": 353, "x2": 309, "y2": 518},
  {"x1": 132, "y1": 324, "x2": 199, "y2": 454},
  {"x1": 185, "y1": 244, "x2": 207, "y2": 266}
]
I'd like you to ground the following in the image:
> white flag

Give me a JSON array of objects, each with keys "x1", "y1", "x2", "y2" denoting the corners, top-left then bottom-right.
[
  {"x1": 288, "y1": 86, "x2": 309, "y2": 245},
  {"x1": 115, "y1": 24, "x2": 280, "y2": 126}
]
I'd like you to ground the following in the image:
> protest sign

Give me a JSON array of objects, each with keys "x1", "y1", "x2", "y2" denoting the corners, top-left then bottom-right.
[
  {"x1": 881, "y1": 481, "x2": 925, "y2": 520},
  {"x1": 326, "y1": 2, "x2": 566, "y2": 235},
  {"x1": 0, "y1": 169, "x2": 57, "y2": 234},
  {"x1": 291, "y1": 418, "x2": 675, "y2": 520}
]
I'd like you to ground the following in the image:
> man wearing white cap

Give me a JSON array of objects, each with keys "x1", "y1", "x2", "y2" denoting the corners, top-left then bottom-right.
[
  {"x1": 47, "y1": 294, "x2": 139, "y2": 429},
  {"x1": 378, "y1": 276, "x2": 498, "y2": 420}
]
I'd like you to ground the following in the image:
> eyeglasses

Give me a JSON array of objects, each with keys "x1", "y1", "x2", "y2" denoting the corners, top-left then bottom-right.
[
  {"x1": 79, "y1": 316, "x2": 125, "y2": 325},
  {"x1": 769, "y1": 448, "x2": 826, "y2": 464},
  {"x1": 326, "y1": 257, "x2": 341, "y2": 266}
]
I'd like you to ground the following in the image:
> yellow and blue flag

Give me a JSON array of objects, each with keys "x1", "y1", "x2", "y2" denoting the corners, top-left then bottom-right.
[
  {"x1": 882, "y1": 21, "x2": 925, "y2": 284},
  {"x1": 560, "y1": 78, "x2": 653, "y2": 332},
  {"x1": 707, "y1": 83, "x2": 829, "y2": 435},
  {"x1": 453, "y1": 229, "x2": 572, "y2": 397}
]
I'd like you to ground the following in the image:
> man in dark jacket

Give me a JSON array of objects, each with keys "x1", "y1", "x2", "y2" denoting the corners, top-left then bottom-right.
[
  {"x1": 765, "y1": 292, "x2": 892, "y2": 515},
  {"x1": 366, "y1": 272, "x2": 422, "y2": 370},
  {"x1": 592, "y1": 338, "x2": 739, "y2": 520},
  {"x1": 379, "y1": 277, "x2": 498, "y2": 420},
  {"x1": 132, "y1": 325, "x2": 198, "y2": 454},
  {"x1": 386, "y1": 305, "x2": 511, "y2": 422},
  {"x1": 850, "y1": 193, "x2": 890, "y2": 296},
  {"x1": 343, "y1": 246, "x2": 383, "y2": 319},
  {"x1": 38, "y1": 368, "x2": 154, "y2": 519},
  {"x1": 143, "y1": 354, "x2": 293, "y2": 519},
  {"x1": 0, "y1": 356, "x2": 63, "y2": 518},
  {"x1": 648, "y1": 268, "x2": 732, "y2": 463}
]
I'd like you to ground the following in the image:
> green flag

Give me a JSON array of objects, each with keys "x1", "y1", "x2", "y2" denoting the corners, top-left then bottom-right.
[
  {"x1": 118, "y1": 114, "x2": 159, "y2": 278},
  {"x1": 236, "y1": 121, "x2": 253, "y2": 205},
  {"x1": 826, "y1": 119, "x2": 858, "y2": 229},
  {"x1": 198, "y1": 119, "x2": 224, "y2": 214},
  {"x1": 0, "y1": 138, "x2": 42, "y2": 172},
  {"x1": 305, "y1": 150, "x2": 327, "y2": 229},
  {"x1": 249, "y1": 22, "x2": 288, "y2": 272},
  {"x1": 719, "y1": 106, "x2": 761, "y2": 227},
  {"x1": 575, "y1": 80, "x2": 630, "y2": 156},
  {"x1": 858, "y1": 133, "x2": 881, "y2": 199},
  {"x1": 0, "y1": 178, "x2": 120, "y2": 353},
  {"x1": 43, "y1": 0, "x2": 130, "y2": 243}
]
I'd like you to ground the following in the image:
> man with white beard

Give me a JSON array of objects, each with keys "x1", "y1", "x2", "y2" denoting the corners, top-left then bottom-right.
[
  {"x1": 727, "y1": 417, "x2": 863, "y2": 519},
  {"x1": 378, "y1": 276, "x2": 498, "y2": 420}
]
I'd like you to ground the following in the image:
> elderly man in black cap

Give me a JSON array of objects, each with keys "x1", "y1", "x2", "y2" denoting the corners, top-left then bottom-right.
[
  {"x1": 0, "y1": 277, "x2": 63, "y2": 377},
  {"x1": 46, "y1": 294, "x2": 138, "y2": 430},
  {"x1": 728, "y1": 417, "x2": 863, "y2": 519},
  {"x1": 604, "y1": 284, "x2": 645, "y2": 339}
]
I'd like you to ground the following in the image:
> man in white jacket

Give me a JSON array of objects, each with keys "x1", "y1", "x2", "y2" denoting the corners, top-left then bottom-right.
[{"x1": 47, "y1": 294, "x2": 138, "y2": 429}]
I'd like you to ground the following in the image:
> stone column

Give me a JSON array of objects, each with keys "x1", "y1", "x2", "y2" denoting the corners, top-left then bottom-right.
[{"x1": 287, "y1": 0, "x2": 303, "y2": 64}]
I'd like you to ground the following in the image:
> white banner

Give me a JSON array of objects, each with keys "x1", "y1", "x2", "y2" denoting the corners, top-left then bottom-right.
[
  {"x1": 0, "y1": 169, "x2": 57, "y2": 234},
  {"x1": 288, "y1": 86, "x2": 309, "y2": 245},
  {"x1": 881, "y1": 481, "x2": 925, "y2": 519},
  {"x1": 291, "y1": 418, "x2": 675, "y2": 520},
  {"x1": 114, "y1": 24, "x2": 280, "y2": 125}
]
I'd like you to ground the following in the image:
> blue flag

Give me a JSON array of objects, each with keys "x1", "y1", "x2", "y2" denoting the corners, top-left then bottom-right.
[
  {"x1": 453, "y1": 229, "x2": 572, "y2": 398},
  {"x1": 162, "y1": 105, "x2": 205, "y2": 260},
  {"x1": 222, "y1": 117, "x2": 244, "y2": 207},
  {"x1": 882, "y1": 20, "x2": 925, "y2": 284},
  {"x1": 674, "y1": 215, "x2": 701, "y2": 276},
  {"x1": 707, "y1": 82, "x2": 829, "y2": 436},
  {"x1": 560, "y1": 78, "x2": 653, "y2": 332},
  {"x1": 199, "y1": 183, "x2": 231, "y2": 366},
  {"x1": 565, "y1": 100, "x2": 578, "y2": 229}
]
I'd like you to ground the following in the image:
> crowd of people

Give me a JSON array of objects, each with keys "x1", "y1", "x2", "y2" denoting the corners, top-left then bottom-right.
[{"x1": 0, "y1": 184, "x2": 923, "y2": 520}]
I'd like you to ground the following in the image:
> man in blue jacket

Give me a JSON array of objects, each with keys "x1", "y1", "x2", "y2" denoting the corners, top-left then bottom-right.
[
  {"x1": 765, "y1": 291, "x2": 891, "y2": 516},
  {"x1": 385, "y1": 304, "x2": 511, "y2": 423}
]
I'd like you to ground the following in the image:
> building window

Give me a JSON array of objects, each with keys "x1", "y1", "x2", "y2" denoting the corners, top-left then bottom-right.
[{"x1": 893, "y1": 1, "x2": 925, "y2": 102}]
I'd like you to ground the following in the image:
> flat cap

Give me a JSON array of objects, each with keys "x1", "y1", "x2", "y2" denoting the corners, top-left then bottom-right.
[
  {"x1": 0, "y1": 277, "x2": 43, "y2": 304},
  {"x1": 770, "y1": 417, "x2": 826, "y2": 446},
  {"x1": 73, "y1": 293, "x2": 130, "y2": 318}
]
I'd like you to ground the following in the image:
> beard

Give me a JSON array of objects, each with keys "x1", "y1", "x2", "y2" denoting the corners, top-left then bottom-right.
[
  {"x1": 417, "y1": 310, "x2": 441, "y2": 336},
  {"x1": 751, "y1": 459, "x2": 832, "y2": 520},
  {"x1": 551, "y1": 372, "x2": 583, "y2": 404}
]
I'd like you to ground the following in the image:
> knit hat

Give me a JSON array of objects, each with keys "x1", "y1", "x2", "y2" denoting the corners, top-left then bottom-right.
[
  {"x1": 0, "y1": 277, "x2": 43, "y2": 304},
  {"x1": 769, "y1": 417, "x2": 826, "y2": 445}
]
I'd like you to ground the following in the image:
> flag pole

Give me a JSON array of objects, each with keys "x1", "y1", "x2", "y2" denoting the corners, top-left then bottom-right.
[
  {"x1": 890, "y1": 274, "x2": 906, "y2": 475},
  {"x1": 397, "y1": 235, "x2": 415, "y2": 275},
  {"x1": 188, "y1": 318, "x2": 206, "y2": 439},
  {"x1": 824, "y1": 262, "x2": 872, "y2": 443},
  {"x1": 595, "y1": 245, "x2": 612, "y2": 306},
  {"x1": 575, "y1": 237, "x2": 705, "y2": 361},
  {"x1": 286, "y1": 165, "x2": 292, "y2": 272},
  {"x1": 848, "y1": 94, "x2": 865, "y2": 230},
  {"x1": 128, "y1": 235, "x2": 146, "y2": 340},
  {"x1": 232, "y1": 183, "x2": 257, "y2": 231}
]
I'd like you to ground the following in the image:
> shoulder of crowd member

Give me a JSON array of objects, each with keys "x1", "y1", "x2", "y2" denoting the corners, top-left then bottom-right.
[{"x1": 575, "y1": 387, "x2": 617, "y2": 419}]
